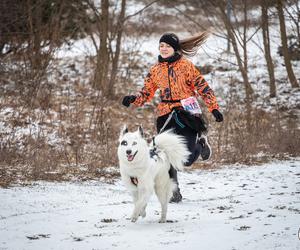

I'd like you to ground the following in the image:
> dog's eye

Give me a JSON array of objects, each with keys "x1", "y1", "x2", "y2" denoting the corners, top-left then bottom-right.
[
  {"x1": 132, "y1": 141, "x2": 137, "y2": 146},
  {"x1": 121, "y1": 140, "x2": 127, "y2": 146}
]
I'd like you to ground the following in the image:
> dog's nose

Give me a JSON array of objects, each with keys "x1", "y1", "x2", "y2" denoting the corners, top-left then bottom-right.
[{"x1": 126, "y1": 149, "x2": 132, "y2": 155}]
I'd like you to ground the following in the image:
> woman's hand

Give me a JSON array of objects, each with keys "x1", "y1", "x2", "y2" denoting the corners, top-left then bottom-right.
[
  {"x1": 212, "y1": 109, "x2": 223, "y2": 122},
  {"x1": 122, "y1": 95, "x2": 136, "y2": 107}
]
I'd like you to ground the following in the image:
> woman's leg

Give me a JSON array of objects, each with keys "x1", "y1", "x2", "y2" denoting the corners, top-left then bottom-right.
[
  {"x1": 156, "y1": 116, "x2": 199, "y2": 164},
  {"x1": 178, "y1": 127, "x2": 199, "y2": 166},
  {"x1": 156, "y1": 113, "x2": 210, "y2": 203}
]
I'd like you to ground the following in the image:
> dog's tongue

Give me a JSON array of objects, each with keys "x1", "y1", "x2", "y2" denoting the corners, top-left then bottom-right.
[{"x1": 127, "y1": 155, "x2": 134, "y2": 161}]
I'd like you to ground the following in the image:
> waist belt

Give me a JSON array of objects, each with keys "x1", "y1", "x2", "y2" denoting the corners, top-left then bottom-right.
[{"x1": 161, "y1": 99, "x2": 181, "y2": 103}]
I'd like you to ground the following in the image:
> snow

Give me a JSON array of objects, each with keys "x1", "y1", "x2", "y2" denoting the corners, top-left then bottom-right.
[
  {"x1": 0, "y1": 107, "x2": 64, "y2": 149},
  {"x1": 1, "y1": 3, "x2": 300, "y2": 249},
  {"x1": 55, "y1": 38, "x2": 98, "y2": 58},
  {"x1": 1, "y1": 159, "x2": 300, "y2": 250}
]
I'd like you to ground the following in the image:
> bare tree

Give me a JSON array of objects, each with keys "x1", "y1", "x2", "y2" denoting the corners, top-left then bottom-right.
[
  {"x1": 108, "y1": 0, "x2": 126, "y2": 97},
  {"x1": 87, "y1": 0, "x2": 160, "y2": 97},
  {"x1": 261, "y1": 0, "x2": 276, "y2": 97},
  {"x1": 277, "y1": 0, "x2": 299, "y2": 88},
  {"x1": 285, "y1": 0, "x2": 300, "y2": 43},
  {"x1": 93, "y1": 0, "x2": 110, "y2": 92},
  {"x1": 211, "y1": 0, "x2": 254, "y2": 99}
]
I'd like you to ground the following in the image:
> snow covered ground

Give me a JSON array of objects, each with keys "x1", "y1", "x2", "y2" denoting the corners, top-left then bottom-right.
[{"x1": 1, "y1": 159, "x2": 300, "y2": 250}]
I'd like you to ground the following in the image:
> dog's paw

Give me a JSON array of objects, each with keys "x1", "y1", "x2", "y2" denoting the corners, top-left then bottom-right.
[
  {"x1": 159, "y1": 218, "x2": 166, "y2": 223},
  {"x1": 131, "y1": 217, "x2": 138, "y2": 223},
  {"x1": 131, "y1": 211, "x2": 139, "y2": 222},
  {"x1": 140, "y1": 210, "x2": 146, "y2": 218}
]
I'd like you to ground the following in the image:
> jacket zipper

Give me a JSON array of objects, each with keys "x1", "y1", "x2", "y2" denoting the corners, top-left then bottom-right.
[{"x1": 167, "y1": 64, "x2": 173, "y2": 100}]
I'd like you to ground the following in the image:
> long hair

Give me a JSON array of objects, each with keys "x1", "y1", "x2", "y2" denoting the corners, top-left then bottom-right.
[{"x1": 179, "y1": 31, "x2": 210, "y2": 57}]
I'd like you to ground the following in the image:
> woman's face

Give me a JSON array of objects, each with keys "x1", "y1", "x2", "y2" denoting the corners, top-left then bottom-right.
[{"x1": 159, "y1": 42, "x2": 175, "y2": 58}]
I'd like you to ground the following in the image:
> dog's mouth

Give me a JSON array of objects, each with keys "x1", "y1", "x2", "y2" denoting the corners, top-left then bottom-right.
[{"x1": 127, "y1": 151, "x2": 138, "y2": 162}]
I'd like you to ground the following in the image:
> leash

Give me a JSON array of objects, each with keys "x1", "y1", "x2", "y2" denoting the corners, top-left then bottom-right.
[
  {"x1": 152, "y1": 110, "x2": 177, "y2": 160},
  {"x1": 152, "y1": 109, "x2": 186, "y2": 160},
  {"x1": 158, "y1": 109, "x2": 186, "y2": 134},
  {"x1": 158, "y1": 110, "x2": 175, "y2": 134}
]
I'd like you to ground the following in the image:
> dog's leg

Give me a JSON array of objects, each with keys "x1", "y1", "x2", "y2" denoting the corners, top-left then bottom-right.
[
  {"x1": 131, "y1": 195, "x2": 140, "y2": 222},
  {"x1": 131, "y1": 187, "x2": 152, "y2": 222},
  {"x1": 140, "y1": 204, "x2": 147, "y2": 218},
  {"x1": 158, "y1": 193, "x2": 168, "y2": 223},
  {"x1": 133, "y1": 191, "x2": 147, "y2": 218},
  {"x1": 131, "y1": 190, "x2": 138, "y2": 202},
  {"x1": 159, "y1": 201, "x2": 168, "y2": 223},
  {"x1": 156, "y1": 181, "x2": 173, "y2": 223}
]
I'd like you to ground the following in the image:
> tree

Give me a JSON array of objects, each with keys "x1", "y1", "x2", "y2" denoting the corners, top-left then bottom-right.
[
  {"x1": 261, "y1": 0, "x2": 276, "y2": 97},
  {"x1": 108, "y1": 0, "x2": 126, "y2": 97},
  {"x1": 93, "y1": 0, "x2": 110, "y2": 93},
  {"x1": 0, "y1": 0, "x2": 81, "y2": 106},
  {"x1": 87, "y1": 0, "x2": 127, "y2": 97},
  {"x1": 88, "y1": 0, "x2": 159, "y2": 97},
  {"x1": 211, "y1": 0, "x2": 254, "y2": 99},
  {"x1": 285, "y1": 0, "x2": 300, "y2": 45},
  {"x1": 277, "y1": 0, "x2": 299, "y2": 88}
]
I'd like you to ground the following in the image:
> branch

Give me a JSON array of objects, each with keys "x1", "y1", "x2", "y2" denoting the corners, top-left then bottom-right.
[
  {"x1": 172, "y1": 5, "x2": 227, "y2": 40},
  {"x1": 124, "y1": 0, "x2": 161, "y2": 21},
  {"x1": 246, "y1": 26, "x2": 261, "y2": 43},
  {"x1": 250, "y1": 37, "x2": 264, "y2": 54}
]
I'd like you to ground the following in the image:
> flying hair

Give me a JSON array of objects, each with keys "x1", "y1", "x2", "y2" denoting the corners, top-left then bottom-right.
[{"x1": 179, "y1": 31, "x2": 210, "y2": 57}]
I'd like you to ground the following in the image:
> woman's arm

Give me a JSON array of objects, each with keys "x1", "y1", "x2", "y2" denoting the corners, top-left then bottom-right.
[
  {"x1": 189, "y1": 62, "x2": 219, "y2": 113},
  {"x1": 133, "y1": 68, "x2": 158, "y2": 106}
]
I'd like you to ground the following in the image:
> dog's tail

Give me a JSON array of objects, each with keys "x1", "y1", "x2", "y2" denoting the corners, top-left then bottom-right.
[{"x1": 153, "y1": 130, "x2": 190, "y2": 171}]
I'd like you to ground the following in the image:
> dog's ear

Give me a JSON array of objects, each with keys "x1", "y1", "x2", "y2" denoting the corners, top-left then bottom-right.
[
  {"x1": 120, "y1": 125, "x2": 128, "y2": 136},
  {"x1": 138, "y1": 125, "x2": 144, "y2": 137}
]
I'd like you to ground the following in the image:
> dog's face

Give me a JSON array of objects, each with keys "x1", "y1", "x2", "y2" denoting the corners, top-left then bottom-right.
[{"x1": 117, "y1": 126, "x2": 148, "y2": 165}]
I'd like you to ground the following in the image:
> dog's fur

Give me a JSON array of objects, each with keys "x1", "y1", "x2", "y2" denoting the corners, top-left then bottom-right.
[{"x1": 117, "y1": 126, "x2": 189, "y2": 223}]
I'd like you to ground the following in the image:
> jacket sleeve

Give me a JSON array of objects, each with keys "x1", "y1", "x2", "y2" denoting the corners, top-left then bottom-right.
[
  {"x1": 188, "y1": 62, "x2": 219, "y2": 112},
  {"x1": 133, "y1": 68, "x2": 158, "y2": 107}
]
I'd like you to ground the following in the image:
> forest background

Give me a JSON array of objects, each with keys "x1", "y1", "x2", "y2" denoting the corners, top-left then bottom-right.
[{"x1": 0, "y1": 0, "x2": 299, "y2": 187}]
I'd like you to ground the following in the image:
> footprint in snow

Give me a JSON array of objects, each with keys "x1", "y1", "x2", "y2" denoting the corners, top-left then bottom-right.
[
  {"x1": 101, "y1": 218, "x2": 118, "y2": 223},
  {"x1": 26, "y1": 234, "x2": 50, "y2": 240},
  {"x1": 237, "y1": 225, "x2": 251, "y2": 231}
]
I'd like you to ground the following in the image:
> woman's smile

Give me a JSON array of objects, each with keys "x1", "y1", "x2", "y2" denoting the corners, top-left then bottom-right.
[{"x1": 159, "y1": 42, "x2": 175, "y2": 58}]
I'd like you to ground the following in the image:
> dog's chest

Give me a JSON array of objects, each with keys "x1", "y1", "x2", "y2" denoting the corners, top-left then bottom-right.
[{"x1": 121, "y1": 164, "x2": 146, "y2": 178}]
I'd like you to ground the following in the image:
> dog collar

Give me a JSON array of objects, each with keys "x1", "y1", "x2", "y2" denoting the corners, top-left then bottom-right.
[{"x1": 130, "y1": 177, "x2": 138, "y2": 186}]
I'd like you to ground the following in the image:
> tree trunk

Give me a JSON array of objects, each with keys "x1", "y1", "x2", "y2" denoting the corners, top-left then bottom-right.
[
  {"x1": 284, "y1": 0, "x2": 300, "y2": 48},
  {"x1": 261, "y1": 0, "x2": 276, "y2": 97},
  {"x1": 296, "y1": 1, "x2": 300, "y2": 43},
  {"x1": 277, "y1": 0, "x2": 299, "y2": 88},
  {"x1": 226, "y1": 0, "x2": 232, "y2": 52},
  {"x1": 216, "y1": 1, "x2": 254, "y2": 99},
  {"x1": 108, "y1": 0, "x2": 126, "y2": 98},
  {"x1": 242, "y1": 0, "x2": 252, "y2": 104},
  {"x1": 27, "y1": 0, "x2": 42, "y2": 70},
  {"x1": 94, "y1": 0, "x2": 109, "y2": 91}
]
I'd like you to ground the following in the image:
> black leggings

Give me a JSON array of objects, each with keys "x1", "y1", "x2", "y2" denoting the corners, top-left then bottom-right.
[{"x1": 156, "y1": 112, "x2": 201, "y2": 184}]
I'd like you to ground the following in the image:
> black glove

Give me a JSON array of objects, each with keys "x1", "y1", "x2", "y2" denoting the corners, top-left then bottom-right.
[
  {"x1": 122, "y1": 95, "x2": 136, "y2": 107},
  {"x1": 212, "y1": 109, "x2": 223, "y2": 122}
]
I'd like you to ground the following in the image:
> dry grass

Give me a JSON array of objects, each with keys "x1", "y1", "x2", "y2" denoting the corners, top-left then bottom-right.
[
  {"x1": 193, "y1": 107, "x2": 300, "y2": 170},
  {"x1": 0, "y1": 56, "x2": 157, "y2": 187},
  {"x1": 1, "y1": 85, "x2": 299, "y2": 188},
  {"x1": 1, "y1": 43, "x2": 299, "y2": 188}
]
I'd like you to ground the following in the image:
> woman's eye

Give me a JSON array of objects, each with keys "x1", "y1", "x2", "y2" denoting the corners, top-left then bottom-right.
[
  {"x1": 121, "y1": 141, "x2": 127, "y2": 146},
  {"x1": 132, "y1": 142, "x2": 137, "y2": 146}
]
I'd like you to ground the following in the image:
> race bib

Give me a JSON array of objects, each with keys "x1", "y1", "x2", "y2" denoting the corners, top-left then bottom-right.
[{"x1": 180, "y1": 96, "x2": 202, "y2": 114}]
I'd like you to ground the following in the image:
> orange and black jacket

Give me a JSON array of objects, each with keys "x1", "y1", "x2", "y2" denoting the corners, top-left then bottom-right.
[{"x1": 133, "y1": 55, "x2": 220, "y2": 117}]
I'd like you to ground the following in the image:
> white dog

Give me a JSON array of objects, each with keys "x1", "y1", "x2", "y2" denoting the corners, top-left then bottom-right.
[{"x1": 117, "y1": 126, "x2": 189, "y2": 223}]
